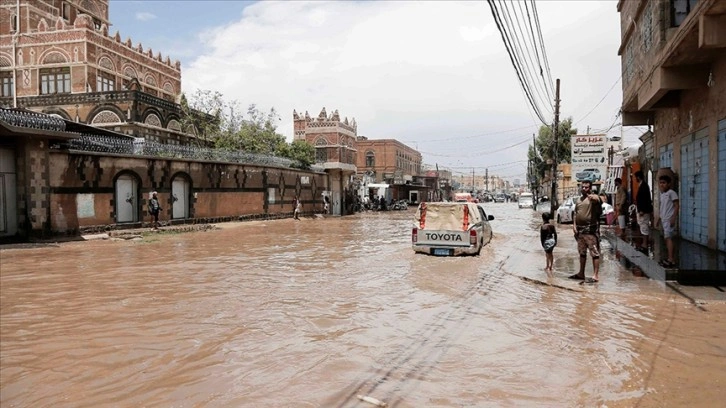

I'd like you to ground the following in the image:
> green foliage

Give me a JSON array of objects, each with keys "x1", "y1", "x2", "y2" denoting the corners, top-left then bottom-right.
[
  {"x1": 278, "y1": 140, "x2": 316, "y2": 169},
  {"x1": 180, "y1": 91, "x2": 315, "y2": 167},
  {"x1": 527, "y1": 117, "x2": 577, "y2": 191}
]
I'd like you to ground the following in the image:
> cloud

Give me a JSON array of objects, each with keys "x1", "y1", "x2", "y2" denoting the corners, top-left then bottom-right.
[
  {"x1": 182, "y1": 0, "x2": 624, "y2": 177},
  {"x1": 135, "y1": 12, "x2": 157, "y2": 22}
]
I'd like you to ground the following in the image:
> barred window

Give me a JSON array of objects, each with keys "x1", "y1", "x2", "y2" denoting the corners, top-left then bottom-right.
[
  {"x1": 40, "y1": 67, "x2": 71, "y2": 94},
  {"x1": 641, "y1": 4, "x2": 653, "y2": 52},
  {"x1": 316, "y1": 147, "x2": 327, "y2": 162}
]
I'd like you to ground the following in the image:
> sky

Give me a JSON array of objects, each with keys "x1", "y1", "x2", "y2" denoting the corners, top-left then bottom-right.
[{"x1": 109, "y1": 0, "x2": 646, "y2": 182}]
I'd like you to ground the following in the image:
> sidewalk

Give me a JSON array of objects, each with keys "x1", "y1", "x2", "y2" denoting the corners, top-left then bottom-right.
[{"x1": 600, "y1": 224, "x2": 726, "y2": 286}]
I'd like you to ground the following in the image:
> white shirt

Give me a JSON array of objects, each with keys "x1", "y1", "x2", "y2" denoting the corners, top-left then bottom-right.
[{"x1": 659, "y1": 189, "x2": 678, "y2": 221}]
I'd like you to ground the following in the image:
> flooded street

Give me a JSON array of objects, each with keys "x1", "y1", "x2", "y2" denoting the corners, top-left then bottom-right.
[{"x1": 2, "y1": 203, "x2": 725, "y2": 407}]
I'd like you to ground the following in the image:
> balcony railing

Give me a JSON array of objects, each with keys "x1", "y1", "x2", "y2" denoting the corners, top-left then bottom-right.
[
  {"x1": 0, "y1": 90, "x2": 180, "y2": 113},
  {"x1": 60, "y1": 134, "x2": 318, "y2": 170}
]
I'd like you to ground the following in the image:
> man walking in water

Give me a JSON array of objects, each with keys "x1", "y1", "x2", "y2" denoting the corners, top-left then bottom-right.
[{"x1": 569, "y1": 180, "x2": 603, "y2": 283}]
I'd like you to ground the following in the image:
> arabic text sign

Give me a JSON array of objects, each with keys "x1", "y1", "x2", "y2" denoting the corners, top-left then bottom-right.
[{"x1": 571, "y1": 134, "x2": 607, "y2": 182}]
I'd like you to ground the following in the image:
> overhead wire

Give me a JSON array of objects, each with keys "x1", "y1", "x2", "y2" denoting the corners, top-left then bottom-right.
[
  {"x1": 499, "y1": 0, "x2": 553, "y2": 114},
  {"x1": 418, "y1": 135, "x2": 531, "y2": 158},
  {"x1": 530, "y1": 0, "x2": 555, "y2": 94},
  {"x1": 397, "y1": 123, "x2": 538, "y2": 144},
  {"x1": 487, "y1": 0, "x2": 548, "y2": 125},
  {"x1": 522, "y1": 0, "x2": 553, "y2": 100}
]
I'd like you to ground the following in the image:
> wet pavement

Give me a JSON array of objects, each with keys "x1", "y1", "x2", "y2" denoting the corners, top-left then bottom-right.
[{"x1": 1, "y1": 203, "x2": 725, "y2": 407}]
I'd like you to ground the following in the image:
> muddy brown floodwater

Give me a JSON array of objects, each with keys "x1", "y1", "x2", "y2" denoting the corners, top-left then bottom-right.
[{"x1": 1, "y1": 204, "x2": 725, "y2": 407}]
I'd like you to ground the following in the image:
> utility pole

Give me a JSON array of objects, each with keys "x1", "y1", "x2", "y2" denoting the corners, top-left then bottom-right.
[
  {"x1": 532, "y1": 133, "x2": 538, "y2": 203},
  {"x1": 471, "y1": 168, "x2": 475, "y2": 193},
  {"x1": 485, "y1": 168, "x2": 489, "y2": 192},
  {"x1": 550, "y1": 78, "x2": 561, "y2": 214}
]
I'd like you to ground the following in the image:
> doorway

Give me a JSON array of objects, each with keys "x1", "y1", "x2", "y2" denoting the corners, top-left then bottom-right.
[
  {"x1": 0, "y1": 147, "x2": 17, "y2": 237},
  {"x1": 115, "y1": 174, "x2": 139, "y2": 223},
  {"x1": 171, "y1": 176, "x2": 190, "y2": 219}
]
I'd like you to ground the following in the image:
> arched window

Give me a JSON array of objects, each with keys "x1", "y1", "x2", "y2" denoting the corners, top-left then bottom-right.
[{"x1": 365, "y1": 150, "x2": 375, "y2": 167}]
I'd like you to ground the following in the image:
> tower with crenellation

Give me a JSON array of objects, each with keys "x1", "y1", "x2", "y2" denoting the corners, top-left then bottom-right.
[{"x1": 293, "y1": 107, "x2": 358, "y2": 166}]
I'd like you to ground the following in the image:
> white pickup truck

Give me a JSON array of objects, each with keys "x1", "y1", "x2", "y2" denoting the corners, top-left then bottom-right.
[{"x1": 412, "y1": 202, "x2": 494, "y2": 256}]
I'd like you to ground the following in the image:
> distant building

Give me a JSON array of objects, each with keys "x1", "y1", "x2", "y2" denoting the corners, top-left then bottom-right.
[
  {"x1": 293, "y1": 107, "x2": 357, "y2": 215},
  {"x1": 617, "y1": 0, "x2": 725, "y2": 251},
  {"x1": 355, "y1": 136, "x2": 421, "y2": 184},
  {"x1": 0, "y1": 0, "x2": 200, "y2": 144}
]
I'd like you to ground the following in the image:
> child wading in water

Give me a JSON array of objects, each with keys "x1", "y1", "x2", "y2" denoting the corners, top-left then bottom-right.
[{"x1": 540, "y1": 212, "x2": 557, "y2": 273}]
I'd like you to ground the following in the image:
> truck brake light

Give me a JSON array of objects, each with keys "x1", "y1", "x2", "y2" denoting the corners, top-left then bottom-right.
[{"x1": 412, "y1": 228, "x2": 418, "y2": 243}]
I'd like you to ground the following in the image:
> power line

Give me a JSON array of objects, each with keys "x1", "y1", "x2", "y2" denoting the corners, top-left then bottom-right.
[
  {"x1": 499, "y1": 0, "x2": 553, "y2": 114},
  {"x1": 419, "y1": 135, "x2": 531, "y2": 158},
  {"x1": 397, "y1": 123, "x2": 538, "y2": 144},
  {"x1": 530, "y1": 0, "x2": 555, "y2": 94},
  {"x1": 574, "y1": 76, "x2": 622, "y2": 126},
  {"x1": 487, "y1": 0, "x2": 548, "y2": 125}
]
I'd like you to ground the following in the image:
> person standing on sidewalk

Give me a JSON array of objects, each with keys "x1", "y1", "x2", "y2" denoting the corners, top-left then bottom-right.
[
  {"x1": 658, "y1": 174, "x2": 679, "y2": 268},
  {"x1": 634, "y1": 171, "x2": 653, "y2": 251},
  {"x1": 570, "y1": 180, "x2": 602, "y2": 283},
  {"x1": 148, "y1": 191, "x2": 162, "y2": 230},
  {"x1": 614, "y1": 177, "x2": 628, "y2": 234}
]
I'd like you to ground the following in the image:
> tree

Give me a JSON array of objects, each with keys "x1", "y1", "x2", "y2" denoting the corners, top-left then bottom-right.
[
  {"x1": 179, "y1": 91, "x2": 315, "y2": 167},
  {"x1": 527, "y1": 117, "x2": 577, "y2": 193},
  {"x1": 278, "y1": 140, "x2": 316, "y2": 169}
]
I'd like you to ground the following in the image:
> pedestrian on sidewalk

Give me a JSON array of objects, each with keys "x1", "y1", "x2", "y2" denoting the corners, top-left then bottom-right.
[
  {"x1": 570, "y1": 180, "x2": 602, "y2": 283},
  {"x1": 658, "y1": 174, "x2": 679, "y2": 268},
  {"x1": 148, "y1": 191, "x2": 162, "y2": 230},
  {"x1": 635, "y1": 171, "x2": 653, "y2": 252},
  {"x1": 614, "y1": 177, "x2": 628, "y2": 234},
  {"x1": 540, "y1": 212, "x2": 557, "y2": 274}
]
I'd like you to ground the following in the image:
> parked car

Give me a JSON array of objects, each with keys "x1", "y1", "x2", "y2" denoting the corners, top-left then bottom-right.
[
  {"x1": 556, "y1": 196, "x2": 577, "y2": 224},
  {"x1": 412, "y1": 202, "x2": 494, "y2": 256},
  {"x1": 575, "y1": 168, "x2": 601, "y2": 182},
  {"x1": 518, "y1": 192, "x2": 534, "y2": 209},
  {"x1": 557, "y1": 196, "x2": 614, "y2": 225}
]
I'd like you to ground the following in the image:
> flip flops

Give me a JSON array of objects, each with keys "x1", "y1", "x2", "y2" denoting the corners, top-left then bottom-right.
[{"x1": 568, "y1": 274, "x2": 585, "y2": 280}]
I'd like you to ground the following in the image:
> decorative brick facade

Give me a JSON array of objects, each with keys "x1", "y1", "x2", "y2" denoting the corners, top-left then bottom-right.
[
  {"x1": 293, "y1": 107, "x2": 358, "y2": 166},
  {"x1": 0, "y1": 0, "x2": 194, "y2": 143}
]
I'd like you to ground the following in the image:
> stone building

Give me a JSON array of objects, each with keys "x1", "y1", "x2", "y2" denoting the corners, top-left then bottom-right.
[
  {"x1": 0, "y1": 0, "x2": 198, "y2": 144},
  {"x1": 618, "y1": 0, "x2": 725, "y2": 251},
  {"x1": 1, "y1": 108, "x2": 327, "y2": 241},
  {"x1": 355, "y1": 136, "x2": 426, "y2": 204},
  {"x1": 293, "y1": 107, "x2": 357, "y2": 215}
]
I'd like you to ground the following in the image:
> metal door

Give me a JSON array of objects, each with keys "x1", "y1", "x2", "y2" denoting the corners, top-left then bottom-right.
[
  {"x1": 115, "y1": 175, "x2": 138, "y2": 223},
  {"x1": 680, "y1": 129, "x2": 709, "y2": 245},
  {"x1": 171, "y1": 177, "x2": 189, "y2": 219},
  {"x1": 718, "y1": 120, "x2": 726, "y2": 252},
  {"x1": 0, "y1": 148, "x2": 17, "y2": 237},
  {"x1": 332, "y1": 191, "x2": 341, "y2": 216}
]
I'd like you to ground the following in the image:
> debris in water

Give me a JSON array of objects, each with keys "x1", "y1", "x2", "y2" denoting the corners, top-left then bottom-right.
[{"x1": 357, "y1": 394, "x2": 387, "y2": 407}]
